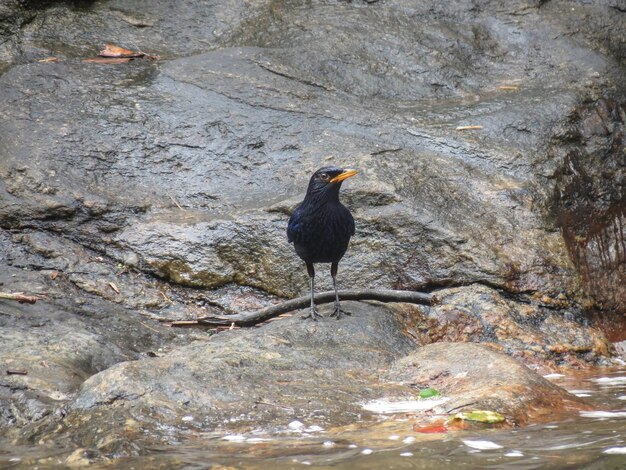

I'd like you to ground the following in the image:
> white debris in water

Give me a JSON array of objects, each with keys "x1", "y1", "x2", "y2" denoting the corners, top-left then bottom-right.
[
  {"x1": 575, "y1": 393, "x2": 592, "y2": 397},
  {"x1": 181, "y1": 415, "x2": 194, "y2": 422},
  {"x1": 348, "y1": 444, "x2": 358, "y2": 449},
  {"x1": 618, "y1": 395, "x2": 626, "y2": 400},
  {"x1": 388, "y1": 435, "x2": 401, "y2": 440},
  {"x1": 361, "y1": 448, "x2": 373, "y2": 455},
  {"x1": 544, "y1": 425, "x2": 559, "y2": 429},
  {"x1": 323, "y1": 441, "x2": 335, "y2": 447},
  {"x1": 462, "y1": 440, "x2": 504, "y2": 450},
  {"x1": 305, "y1": 425, "x2": 324, "y2": 433},
  {"x1": 403, "y1": 436, "x2": 416, "y2": 444},
  {"x1": 362, "y1": 397, "x2": 449, "y2": 413},
  {"x1": 222, "y1": 434, "x2": 246, "y2": 442},
  {"x1": 400, "y1": 452, "x2": 414, "y2": 457},
  {"x1": 288, "y1": 420, "x2": 305, "y2": 431},
  {"x1": 603, "y1": 447, "x2": 626, "y2": 454},
  {"x1": 543, "y1": 373, "x2": 565, "y2": 379},
  {"x1": 592, "y1": 377, "x2": 626, "y2": 384},
  {"x1": 505, "y1": 451, "x2": 524, "y2": 457},
  {"x1": 580, "y1": 411, "x2": 626, "y2": 418},
  {"x1": 246, "y1": 437, "x2": 271, "y2": 443},
  {"x1": 300, "y1": 460, "x2": 312, "y2": 465}
]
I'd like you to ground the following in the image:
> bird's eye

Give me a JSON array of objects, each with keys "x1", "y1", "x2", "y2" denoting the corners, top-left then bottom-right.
[{"x1": 319, "y1": 173, "x2": 329, "y2": 180}]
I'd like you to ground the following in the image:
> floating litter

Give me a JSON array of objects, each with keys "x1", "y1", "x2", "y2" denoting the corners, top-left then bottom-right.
[
  {"x1": 361, "y1": 448, "x2": 373, "y2": 455},
  {"x1": 362, "y1": 397, "x2": 449, "y2": 413},
  {"x1": 462, "y1": 440, "x2": 503, "y2": 450},
  {"x1": 388, "y1": 435, "x2": 400, "y2": 440},
  {"x1": 505, "y1": 451, "x2": 524, "y2": 457},
  {"x1": 400, "y1": 452, "x2": 414, "y2": 457},
  {"x1": 403, "y1": 436, "x2": 416, "y2": 444},
  {"x1": 323, "y1": 441, "x2": 335, "y2": 447},
  {"x1": 222, "y1": 434, "x2": 246, "y2": 442}
]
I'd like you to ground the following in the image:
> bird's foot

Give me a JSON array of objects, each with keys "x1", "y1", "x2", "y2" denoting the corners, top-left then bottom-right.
[
  {"x1": 301, "y1": 308, "x2": 323, "y2": 321},
  {"x1": 330, "y1": 304, "x2": 351, "y2": 319}
]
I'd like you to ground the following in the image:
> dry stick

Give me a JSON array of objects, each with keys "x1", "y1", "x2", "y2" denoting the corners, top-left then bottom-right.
[
  {"x1": 0, "y1": 292, "x2": 37, "y2": 304},
  {"x1": 194, "y1": 289, "x2": 435, "y2": 327}
]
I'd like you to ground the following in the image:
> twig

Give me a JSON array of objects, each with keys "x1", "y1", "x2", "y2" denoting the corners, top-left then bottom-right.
[
  {"x1": 0, "y1": 292, "x2": 38, "y2": 304},
  {"x1": 189, "y1": 289, "x2": 434, "y2": 327},
  {"x1": 168, "y1": 194, "x2": 186, "y2": 211}
]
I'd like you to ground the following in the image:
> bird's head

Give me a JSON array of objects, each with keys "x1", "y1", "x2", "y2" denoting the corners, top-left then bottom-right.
[{"x1": 306, "y1": 166, "x2": 358, "y2": 198}]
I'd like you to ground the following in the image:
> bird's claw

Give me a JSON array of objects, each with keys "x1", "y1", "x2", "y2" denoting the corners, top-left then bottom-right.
[
  {"x1": 302, "y1": 308, "x2": 323, "y2": 321},
  {"x1": 330, "y1": 305, "x2": 351, "y2": 319}
]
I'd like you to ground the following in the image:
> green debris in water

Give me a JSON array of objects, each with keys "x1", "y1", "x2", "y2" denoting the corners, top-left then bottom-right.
[
  {"x1": 419, "y1": 387, "x2": 441, "y2": 399},
  {"x1": 453, "y1": 410, "x2": 505, "y2": 424}
]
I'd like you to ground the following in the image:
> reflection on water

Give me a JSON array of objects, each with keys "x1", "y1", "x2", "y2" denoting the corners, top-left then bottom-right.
[{"x1": 2, "y1": 369, "x2": 626, "y2": 469}]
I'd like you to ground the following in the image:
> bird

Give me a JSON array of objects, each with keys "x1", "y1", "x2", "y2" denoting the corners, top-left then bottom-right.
[{"x1": 287, "y1": 166, "x2": 357, "y2": 320}]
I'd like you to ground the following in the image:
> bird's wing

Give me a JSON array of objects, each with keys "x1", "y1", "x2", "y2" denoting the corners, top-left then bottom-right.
[{"x1": 287, "y1": 208, "x2": 303, "y2": 243}]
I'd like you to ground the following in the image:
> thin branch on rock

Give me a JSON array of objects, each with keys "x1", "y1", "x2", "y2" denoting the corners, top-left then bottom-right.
[
  {"x1": 0, "y1": 292, "x2": 38, "y2": 304},
  {"x1": 174, "y1": 289, "x2": 435, "y2": 327}
]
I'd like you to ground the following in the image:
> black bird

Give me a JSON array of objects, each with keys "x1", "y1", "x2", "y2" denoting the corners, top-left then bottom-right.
[{"x1": 287, "y1": 166, "x2": 357, "y2": 320}]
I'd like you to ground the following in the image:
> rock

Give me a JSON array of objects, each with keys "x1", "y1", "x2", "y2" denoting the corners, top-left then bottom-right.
[
  {"x1": 20, "y1": 305, "x2": 587, "y2": 455},
  {"x1": 397, "y1": 285, "x2": 613, "y2": 368},
  {"x1": 386, "y1": 342, "x2": 590, "y2": 426},
  {"x1": 0, "y1": 0, "x2": 623, "y2": 304},
  {"x1": 0, "y1": 0, "x2": 624, "y2": 462},
  {"x1": 25, "y1": 302, "x2": 416, "y2": 451}
]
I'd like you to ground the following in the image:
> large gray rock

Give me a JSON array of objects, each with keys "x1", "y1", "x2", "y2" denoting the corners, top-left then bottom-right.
[
  {"x1": 20, "y1": 309, "x2": 587, "y2": 458},
  {"x1": 0, "y1": 0, "x2": 623, "y2": 303},
  {"x1": 0, "y1": 0, "x2": 623, "y2": 463}
]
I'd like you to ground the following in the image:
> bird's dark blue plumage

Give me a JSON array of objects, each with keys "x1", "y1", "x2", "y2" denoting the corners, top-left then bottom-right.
[{"x1": 287, "y1": 166, "x2": 357, "y2": 320}]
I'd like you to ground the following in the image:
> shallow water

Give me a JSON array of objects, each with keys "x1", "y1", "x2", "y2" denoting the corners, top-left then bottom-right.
[{"x1": 2, "y1": 368, "x2": 626, "y2": 469}]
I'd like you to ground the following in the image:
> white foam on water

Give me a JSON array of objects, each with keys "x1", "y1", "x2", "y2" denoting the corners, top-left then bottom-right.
[
  {"x1": 462, "y1": 440, "x2": 503, "y2": 450},
  {"x1": 580, "y1": 411, "x2": 626, "y2": 418},
  {"x1": 603, "y1": 447, "x2": 626, "y2": 454},
  {"x1": 543, "y1": 373, "x2": 565, "y2": 379},
  {"x1": 592, "y1": 377, "x2": 626, "y2": 385}
]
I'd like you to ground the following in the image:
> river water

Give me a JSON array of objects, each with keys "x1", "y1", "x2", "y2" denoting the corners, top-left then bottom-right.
[{"x1": 2, "y1": 368, "x2": 625, "y2": 469}]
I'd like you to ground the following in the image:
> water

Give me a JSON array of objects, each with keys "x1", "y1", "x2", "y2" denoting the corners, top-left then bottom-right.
[{"x1": 2, "y1": 369, "x2": 626, "y2": 469}]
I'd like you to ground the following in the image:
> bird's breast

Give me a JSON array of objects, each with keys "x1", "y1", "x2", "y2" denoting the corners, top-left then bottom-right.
[{"x1": 288, "y1": 202, "x2": 354, "y2": 263}]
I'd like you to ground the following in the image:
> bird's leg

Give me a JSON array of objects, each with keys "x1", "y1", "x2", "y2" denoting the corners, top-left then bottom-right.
[
  {"x1": 329, "y1": 262, "x2": 350, "y2": 319},
  {"x1": 302, "y1": 262, "x2": 322, "y2": 321}
]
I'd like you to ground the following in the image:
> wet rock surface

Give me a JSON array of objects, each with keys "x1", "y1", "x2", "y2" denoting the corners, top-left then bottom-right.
[
  {"x1": 387, "y1": 342, "x2": 589, "y2": 426},
  {"x1": 0, "y1": 0, "x2": 624, "y2": 462},
  {"x1": 15, "y1": 308, "x2": 589, "y2": 457}
]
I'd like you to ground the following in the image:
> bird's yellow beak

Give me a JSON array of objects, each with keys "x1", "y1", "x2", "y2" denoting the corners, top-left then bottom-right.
[{"x1": 329, "y1": 168, "x2": 358, "y2": 183}]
